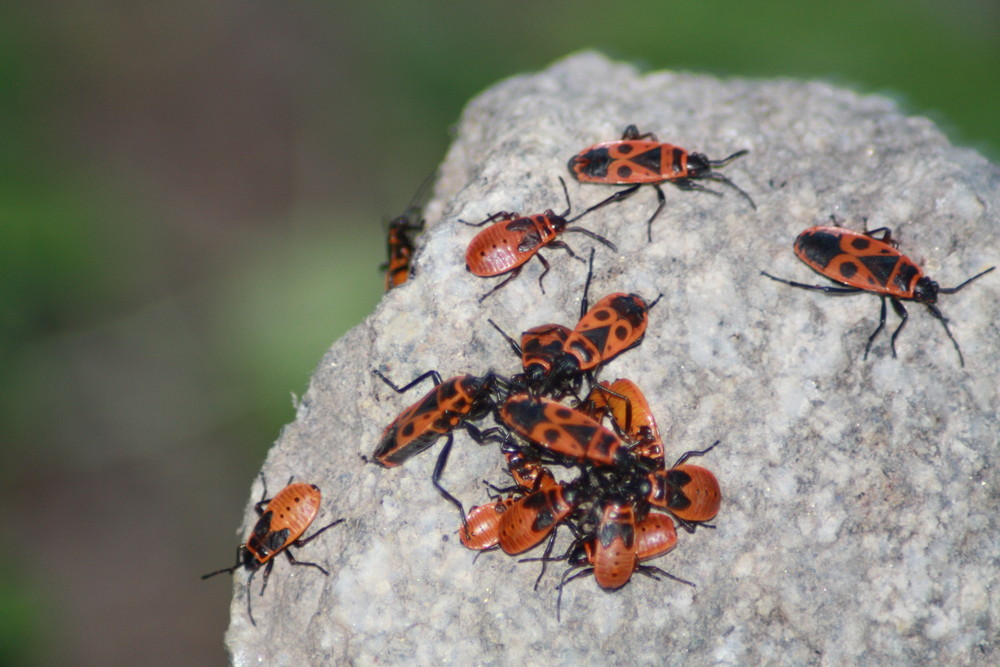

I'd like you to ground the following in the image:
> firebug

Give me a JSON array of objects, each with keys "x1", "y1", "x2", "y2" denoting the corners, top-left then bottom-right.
[
  {"x1": 372, "y1": 369, "x2": 504, "y2": 529},
  {"x1": 202, "y1": 475, "x2": 343, "y2": 626},
  {"x1": 381, "y1": 173, "x2": 433, "y2": 290},
  {"x1": 585, "y1": 379, "x2": 664, "y2": 461},
  {"x1": 569, "y1": 125, "x2": 755, "y2": 241},
  {"x1": 762, "y1": 225, "x2": 995, "y2": 365},
  {"x1": 497, "y1": 471, "x2": 581, "y2": 556},
  {"x1": 459, "y1": 497, "x2": 516, "y2": 551},
  {"x1": 556, "y1": 500, "x2": 692, "y2": 620},
  {"x1": 645, "y1": 443, "x2": 722, "y2": 528},
  {"x1": 462, "y1": 177, "x2": 617, "y2": 302},
  {"x1": 500, "y1": 393, "x2": 634, "y2": 468}
]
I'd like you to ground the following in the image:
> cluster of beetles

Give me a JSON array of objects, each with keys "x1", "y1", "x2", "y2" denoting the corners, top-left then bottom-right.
[{"x1": 205, "y1": 124, "x2": 995, "y2": 625}]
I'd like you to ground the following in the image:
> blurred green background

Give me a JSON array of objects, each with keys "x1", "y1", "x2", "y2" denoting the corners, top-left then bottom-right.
[{"x1": 2, "y1": 1, "x2": 997, "y2": 663}]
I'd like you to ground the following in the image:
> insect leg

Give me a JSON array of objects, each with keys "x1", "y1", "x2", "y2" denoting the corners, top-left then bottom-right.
[
  {"x1": 863, "y1": 296, "x2": 890, "y2": 360},
  {"x1": 373, "y1": 369, "x2": 443, "y2": 394},
  {"x1": 645, "y1": 184, "x2": 667, "y2": 242},
  {"x1": 924, "y1": 302, "x2": 965, "y2": 367},
  {"x1": 478, "y1": 266, "x2": 524, "y2": 303},
  {"x1": 283, "y1": 549, "x2": 330, "y2": 576},
  {"x1": 431, "y1": 433, "x2": 469, "y2": 536},
  {"x1": 671, "y1": 440, "x2": 721, "y2": 467}
]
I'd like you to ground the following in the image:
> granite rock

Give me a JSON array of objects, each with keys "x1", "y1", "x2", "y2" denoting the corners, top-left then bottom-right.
[{"x1": 225, "y1": 52, "x2": 999, "y2": 665}]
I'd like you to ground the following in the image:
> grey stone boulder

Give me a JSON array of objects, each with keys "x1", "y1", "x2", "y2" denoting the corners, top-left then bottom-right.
[{"x1": 224, "y1": 51, "x2": 999, "y2": 665}]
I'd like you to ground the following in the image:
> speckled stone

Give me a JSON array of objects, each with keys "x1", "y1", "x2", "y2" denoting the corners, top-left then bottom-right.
[{"x1": 225, "y1": 52, "x2": 1000, "y2": 665}]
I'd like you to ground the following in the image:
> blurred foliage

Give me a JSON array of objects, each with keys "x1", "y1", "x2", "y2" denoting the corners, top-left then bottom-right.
[
  {"x1": 0, "y1": 556, "x2": 44, "y2": 666},
  {"x1": 1, "y1": 0, "x2": 997, "y2": 662}
]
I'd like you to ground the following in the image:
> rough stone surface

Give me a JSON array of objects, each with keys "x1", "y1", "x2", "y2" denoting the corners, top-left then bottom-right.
[{"x1": 225, "y1": 52, "x2": 999, "y2": 665}]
